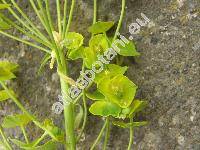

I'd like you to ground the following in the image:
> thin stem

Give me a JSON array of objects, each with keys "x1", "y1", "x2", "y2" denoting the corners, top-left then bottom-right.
[
  {"x1": 20, "y1": 126, "x2": 29, "y2": 144},
  {"x1": 0, "y1": 125, "x2": 12, "y2": 150},
  {"x1": 33, "y1": 132, "x2": 47, "y2": 147},
  {"x1": 65, "y1": 0, "x2": 75, "y2": 37},
  {"x1": 90, "y1": 118, "x2": 108, "y2": 150},
  {"x1": 0, "y1": 30, "x2": 50, "y2": 53},
  {"x1": 9, "y1": 0, "x2": 50, "y2": 44},
  {"x1": 127, "y1": 117, "x2": 134, "y2": 150},
  {"x1": 56, "y1": 0, "x2": 62, "y2": 34},
  {"x1": 0, "y1": 14, "x2": 53, "y2": 49},
  {"x1": 93, "y1": 0, "x2": 97, "y2": 24},
  {"x1": 45, "y1": 0, "x2": 54, "y2": 32},
  {"x1": 103, "y1": 119, "x2": 110, "y2": 150},
  {"x1": 62, "y1": 0, "x2": 68, "y2": 38},
  {"x1": 113, "y1": 0, "x2": 126, "y2": 42},
  {"x1": 2, "y1": 0, "x2": 47, "y2": 43},
  {"x1": 0, "y1": 81, "x2": 58, "y2": 141},
  {"x1": 77, "y1": 65, "x2": 87, "y2": 142},
  {"x1": 36, "y1": 0, "x2": 52, "y2": 36}
]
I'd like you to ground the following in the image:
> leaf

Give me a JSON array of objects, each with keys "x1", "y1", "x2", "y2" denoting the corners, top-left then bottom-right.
[
  {"x1": 0, "y1": 18, "x2": 11, "y2": 29},
  {"x1": 0, "y1": 67, "x2": 16, "y2": 81},
  {"x1": 68, "y1": 46, "x2": 84, "y2": 60},
  {"x1": 0, "y1": 4, "x2": 10, "y2": 9},
  {"x1": 2, "y1": 114, "x2": 32, "y2": 128},
  {"x1": 11, "y1": 139, "x2": 57, "y2": 150},
  {"x1": 0, "y1": 61, "x2": 19, "y2": 72},
  {"x1": 112, "y1": 121, "x2": 148, "y2": 128},
  {"x1": 83, "y1": 47, "x2": 96, "y2": 69},
  {"x1": 88, "y1": 21, "x2": 114, "y2": 34},
  {"x1": 84, "y1": 34, "x2": 109, "y2": 68},
  {"x1": 89, "y1": 101, "x2": 121, "y2": 117},
  {"x1": 43, "y1": 119, "x2": 64, "y2": 142},
  {"x1": 128, "y1": 100, "x2": 148, "y2": 117},
  {"x1": 63, "y1": 32, "x2": 84, "y2": 50},
  {"x1": 95, "y1": 64, "x2": 128, "y2": 83},
  {"x1": 86, "y1": 90, "x2": 105, "y2": 101},
  {"x1": 0, "y1": 89, "x2": 15, "y2": 102},
  {"x1": 117, "y1": 41, "x2": 140, "y2": 56},
  {"x1": 98, "y1": 75, "x2": 137, "y2": 108}
]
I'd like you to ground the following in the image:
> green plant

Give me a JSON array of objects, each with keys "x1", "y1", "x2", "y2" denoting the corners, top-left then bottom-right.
[{"x1": 0, "y1": 0, "x2": 148, "y2": 149}]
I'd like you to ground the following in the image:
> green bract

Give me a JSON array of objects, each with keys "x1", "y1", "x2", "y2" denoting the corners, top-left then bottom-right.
[
  {"x1": 84, "y1": 34, "x2": 109, "y2": 68},
  {"x1": 98, "y1": 75, "x2": 138, "y2": 108},
  {"x1": 63, "y1": 32, "x2": 84, "y2": 50},
  {"x1": 86, "y1": 90, "x2": 105, "y2": 101},
  {"x1": 2, "y1": 114, "x2": 32, "y2": 128},
  {"x1": 94, "y1": 64, "x2": 128, "y2": 83},
  {"x1": 117, "y1": 41, "x2": 140, "y2": 56},
  {"x1": 89, "y1": 101, "x2": 121, "y2": 117},
  {"x1": 88, "y1": 21, "x2": 114, "y2": 34}
]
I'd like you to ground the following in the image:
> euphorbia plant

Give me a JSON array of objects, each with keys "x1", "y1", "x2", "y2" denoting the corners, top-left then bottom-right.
[{"x1": 0, "y1": 0, "x2": 148, "y2": 149}]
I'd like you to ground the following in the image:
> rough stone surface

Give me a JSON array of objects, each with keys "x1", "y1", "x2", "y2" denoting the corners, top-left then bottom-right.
[{"x1": 0, "y1": 0, "x2": 200, "y2": 149}]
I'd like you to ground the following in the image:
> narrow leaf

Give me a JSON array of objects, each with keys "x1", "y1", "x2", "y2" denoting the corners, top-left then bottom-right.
[{"x1": 0, "y1": 4, "x2": 10, "y2": 10}]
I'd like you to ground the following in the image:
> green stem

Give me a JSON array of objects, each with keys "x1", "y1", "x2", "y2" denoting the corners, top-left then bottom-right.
[
  {"x1": 127, "y1": 117, "x2": 134, "y2": 150},
  {"x1": 0, "y1": 30, "x2": 50, "y2": 53},
  {"x1": 0, "y1": 125, "x2": 12, "y2": 150},
  {"x1": 33, "y1": 132, "x2": 47, "y2": 147},
  {"x1": 36, "y1": 0, "x2": 52, "y2": 37},
  {"x1": 77, "y1": 65, "x2": 87, "y2": 142},
  {"x1": 62, "y1": 0, "x2": 68, "y2": 38},
  {"x1": 58, "y1": 49, "x2": 76, "y2": 149},
  {"x1": 45, "y1": 0, "x2": 54, "y2": 32},
  {"x1": 56, "y1": 0, "x2": 62, "y2": 34},
  {"x1": 93, "y1": 0, "x2": 97, "y2": 24},
  {"x1": 90, "y1": 118, "x2": 108, "y2": 150},
  {"x1": 103, "y1": 119, "x2": 110, "y2": 150},
  {"x1": 0, "y1": 13, "x2": 52, "y2": 49},
  {"x1": 2, "y1": 0, "x2": 48, "y2": 43},
  {"x1": 60, "y1": 78, "x2": 76, "y2": 150},
  {"x1": 0, "y1": 81, "x2": 58, "y2": 141},
  {"x1": 9, "y1": 0, "x2": 50, "y2": 44},
  {"x1": 64, "y1": 0, "x2": 75, "y2": 37},
  {"x1": 113, "y1": 0, "x2": 126, "y2": 42},
  {"x1": 20, "y1": 126, "x2": 29, "y2": 144}
]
